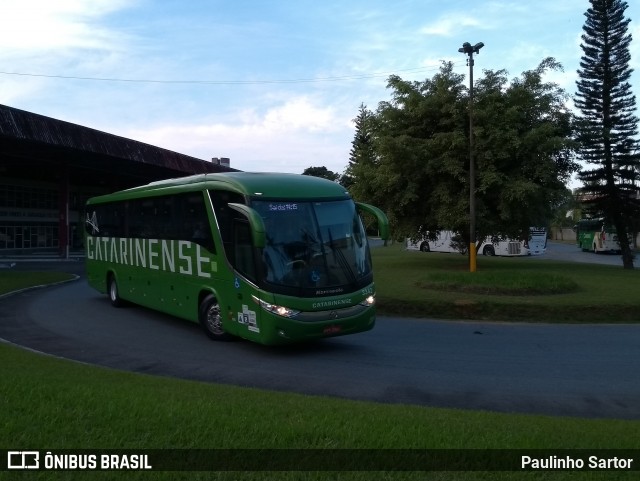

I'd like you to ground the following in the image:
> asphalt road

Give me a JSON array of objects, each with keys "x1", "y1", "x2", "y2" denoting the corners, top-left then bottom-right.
[
  {"x1": 1, "y1": 273, "x2": 639, "y2": 420},
  {"x1": 529, "y1": 240, "x2": 632, "y2": 266}
]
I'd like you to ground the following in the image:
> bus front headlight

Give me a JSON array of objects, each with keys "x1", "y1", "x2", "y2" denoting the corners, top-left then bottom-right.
[
  {"x1": 252, "y1": 295, "x2": 300, "y2": 318},
  {"x1": 359, "y1": 295, "x2": 375, "y2": 307}
]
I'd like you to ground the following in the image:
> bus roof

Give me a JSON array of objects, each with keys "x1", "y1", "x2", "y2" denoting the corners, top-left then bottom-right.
[{"x1": 89, "y1": 172, "x2": 351, "y2": 203}]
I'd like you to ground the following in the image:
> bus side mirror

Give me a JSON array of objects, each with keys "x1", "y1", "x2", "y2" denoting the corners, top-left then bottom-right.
[
  {"x1": 355, "y1": 202, "x2": 390, "y2": 240},
  {"x1": 228, "y1": 203, "x2": 266, "y2": 248}
]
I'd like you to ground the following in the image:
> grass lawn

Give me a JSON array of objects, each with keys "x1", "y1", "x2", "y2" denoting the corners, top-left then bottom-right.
[
  {"x1": 0, "y1": 253, "x2": 638, "y2": 480},
  {"x1": 0, "y1": 270, "x2": 76, "y2": 295},
  {"x1": 373, "y1": 243, "x2": 640, "y2": 322}
]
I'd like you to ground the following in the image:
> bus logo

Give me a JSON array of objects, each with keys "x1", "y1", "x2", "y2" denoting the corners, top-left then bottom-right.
[{"x1": 85, "y1": 211, "x2": 99, "y2": 235}]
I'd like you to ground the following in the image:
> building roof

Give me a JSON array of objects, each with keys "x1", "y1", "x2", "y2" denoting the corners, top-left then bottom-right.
[{"x1": 0, "y1": 103, "x2": 236, "y2": 188}]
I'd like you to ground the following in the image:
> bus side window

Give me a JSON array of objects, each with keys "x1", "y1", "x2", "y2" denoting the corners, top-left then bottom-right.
[
  {"x1": 127, "y1": 198, "x2": 147, "y2": 238},
  {"x1": 87, "y1": 203, "x2": 125, "y2": 237},
  {"x1": 180, "y1": 193, "x2": 215, "y2": 253}
]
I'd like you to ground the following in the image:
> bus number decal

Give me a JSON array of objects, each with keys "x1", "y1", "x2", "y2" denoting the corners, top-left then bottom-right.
[
  {"x1": 237, "y1": 305, "x2": 259, "y2": 333},
  {"x1": 360, "y1": 286, "x2": 373, "y2": 296}
]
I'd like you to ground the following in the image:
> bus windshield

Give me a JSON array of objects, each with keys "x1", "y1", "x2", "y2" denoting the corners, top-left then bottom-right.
[{"x1": 251, "y1": 199, "x2": 372, "y2": 294}]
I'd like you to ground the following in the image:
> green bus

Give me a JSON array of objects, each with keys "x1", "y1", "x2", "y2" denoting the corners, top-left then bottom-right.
[
  {"x1": 85, "y1": 172, "x2": 389, "y2": 345},
  {"x1": 575, "y1": 218, "x2": 621, "y2": 253}
]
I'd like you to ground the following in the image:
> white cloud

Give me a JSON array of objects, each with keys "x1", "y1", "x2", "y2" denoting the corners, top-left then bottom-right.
[
  {"x1": 0, "y1": 0, "x2": 132, "y2": 53},
  {"x1": 0, "y1": 0, "x2": 140, "y2": 106},
  {"x1": 420, "y1": 15, "x2": 483, "y2": 37},
  {"x1": 262, "y1": 98, "x2": 336, "y2": 133},
  {"x1": 123, "y1": 96, "x2": 351, "y2": 174}
]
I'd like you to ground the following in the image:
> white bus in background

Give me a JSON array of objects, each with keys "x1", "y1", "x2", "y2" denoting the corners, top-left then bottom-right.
[
  {"x1": 406, "y1": 228, "x2": 547, "y2": 257},
  {"x1": 527, "y1": 227, "x2": 548, "y2": 255},
  {"x1": 406, "y1": 230, "x2": 467, "y2": 254}
]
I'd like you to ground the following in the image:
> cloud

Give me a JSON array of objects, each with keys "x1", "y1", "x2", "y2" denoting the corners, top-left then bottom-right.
[
  {"x1": 123, "y1": 96, "x2": 351, "y2": 174},
  {"x1": 0, "y1": 0, "x2": 132, "y2": 53},
  {"x1": 262, "y1": 97, "x2": 336, "y2": 132},
  {"x1": 420, "y1": 15, "x2": 483, "y2": 37},
  {"x1": 0, "y1": 0, "x2": 141, "y2": 107}
]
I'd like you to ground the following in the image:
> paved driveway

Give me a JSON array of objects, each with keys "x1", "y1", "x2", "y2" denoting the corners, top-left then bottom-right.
[{"x1": 1, "y1": 279, "x2": 639, "y2": 420}]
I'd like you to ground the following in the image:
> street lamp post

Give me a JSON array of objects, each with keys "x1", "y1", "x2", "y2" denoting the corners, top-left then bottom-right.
[{"x1": 458, "y1": 41, "x2": 484, "y2": 273}]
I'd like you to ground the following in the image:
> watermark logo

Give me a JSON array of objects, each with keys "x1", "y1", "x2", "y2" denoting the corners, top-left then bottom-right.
[{"x1": 7, "y1": 451, "x2": 39, "y2": 470}]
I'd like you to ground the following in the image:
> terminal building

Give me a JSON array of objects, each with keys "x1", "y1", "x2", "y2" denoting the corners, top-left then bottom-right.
[{"x1": 0, "y1": 104, "x2": 235, "y2": 258}]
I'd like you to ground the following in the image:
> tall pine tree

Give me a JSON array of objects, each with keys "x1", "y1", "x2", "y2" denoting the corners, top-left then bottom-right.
[
  {"x1": 575, "y1": 0, "x2": 640, "y2": 269},
  {"x1": 343, "y1": 103, "x2": 376, "y2": 191}
]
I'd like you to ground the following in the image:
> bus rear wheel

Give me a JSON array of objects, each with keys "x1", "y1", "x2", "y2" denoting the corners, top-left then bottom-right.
[
  {"x1": 483, "y1": 245, "x2": 495, "y2": 256},
  {"x1": 107, "y1": 275, "x2": 125, "y2": 307},
  {"x1": 199, "y1": 295, "x2": 235, "y2": 342}
]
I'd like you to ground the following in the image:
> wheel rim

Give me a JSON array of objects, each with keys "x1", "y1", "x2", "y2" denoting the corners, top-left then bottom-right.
[{"x1": 206, "y1": 302, "x2": 224, "y2": 336}]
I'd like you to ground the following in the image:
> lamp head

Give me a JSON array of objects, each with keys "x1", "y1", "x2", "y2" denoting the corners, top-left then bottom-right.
[
  {"x1": 458, "y1": 42, "x2": 476, "y2": 55},
  {"x1": 473, "y1": 42, "x2": 485, "y2": 53}
]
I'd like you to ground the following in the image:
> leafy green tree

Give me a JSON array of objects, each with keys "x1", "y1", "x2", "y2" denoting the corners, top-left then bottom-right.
[
  {"x1": 302, "y1": 166, "x2": 340, "y2": 182},
  {"x1": 549, "y1": 188, "x2": 582, "y2": 240},
  {"x1": 360, "y1": 62, "x2": 468, "y2": 238},
  {"x1": 575, "y1": 0, "x2": 640, "y2": 269},
  {"x1": 349, "y1": 60, "x2": 578, "y2": 248},
  {"x1": 473, "y1": 58, "x2": 577, "y2": 243}
]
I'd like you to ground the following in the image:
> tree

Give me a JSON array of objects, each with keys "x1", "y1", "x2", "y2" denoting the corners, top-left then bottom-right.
[
  {"x1": 472, "y1": 58, "x2": 578, "y2": 243},
  {"x1": 575, "y1": 0, "x2": 640, "y2": 269},
  {"x1": 355, "y1": 63, "x2": 469, "y2": 238},
  {"x1": 302, "y1": 166, "x2": 340, "y2": 181},
  {"x1": 549, "y1": 188, "x2": 582, "y2": 240},
  {"x1": 349, "y1": 60, "x2": 578, "y2": 247},
  {"x1": 343, "y1": 103, "x2": 376, "y2": 189}
]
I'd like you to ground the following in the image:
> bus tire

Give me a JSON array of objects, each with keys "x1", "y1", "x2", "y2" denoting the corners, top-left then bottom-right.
[
  {"x1": 199, "y1": 294, "x2": 235, "y2": 342},
  {"x1": 483, "y1": 245, "x2": 495, "y2": 256},
  {"x1": 420, "y1": 242, "x2": 430, "y2": 252},
  {"x1": 107, "y1": 274, "x2": 125, "y2": 307}
]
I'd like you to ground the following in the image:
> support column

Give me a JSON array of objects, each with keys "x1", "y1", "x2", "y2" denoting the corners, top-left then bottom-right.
[{"x1": 58, "y1": 163, "x2": 70, "y2": 258}]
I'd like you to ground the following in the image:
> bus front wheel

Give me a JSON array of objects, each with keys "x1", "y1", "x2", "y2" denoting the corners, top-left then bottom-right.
[
  {"x1": 107, "y1": 275, "x2": 125, "y2": 307},
  {"x1": 199, "y1": 295, "x2": 235, "y2": 342}
]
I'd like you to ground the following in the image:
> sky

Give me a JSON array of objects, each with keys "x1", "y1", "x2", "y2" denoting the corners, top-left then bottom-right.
[{"x1": 1, "y1": 0, "x2": 639, "y2": 179}]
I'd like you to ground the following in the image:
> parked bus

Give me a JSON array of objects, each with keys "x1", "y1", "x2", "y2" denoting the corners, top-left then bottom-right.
[
  {"x1": 478, "y1": 236, "x2": 529, "y2": 257},
  {"x1": 406, "y1": 231, "x2": 467, "y2": 254},
  {"x1": 575, "y1": 218, "x2": 621, "y2": 253},
  {"x1": 526, "y1": 227, "x2": 548, "y2": 255},
  {"x1": 407, "y1": 228, "x2": 547, "y2": 256},
  {"x1": 85, "y1": 172, "x2": 389, "y2": 345}
]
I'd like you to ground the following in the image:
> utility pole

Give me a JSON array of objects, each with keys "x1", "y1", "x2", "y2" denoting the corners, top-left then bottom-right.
[{"x1": 458, "y1": 41, "x2": 484, "y2": 272}]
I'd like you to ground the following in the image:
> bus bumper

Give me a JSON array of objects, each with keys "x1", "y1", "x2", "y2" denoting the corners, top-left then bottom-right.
[{"x1": 258, "y1": 306, "x2": 377, "y2": 345}]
